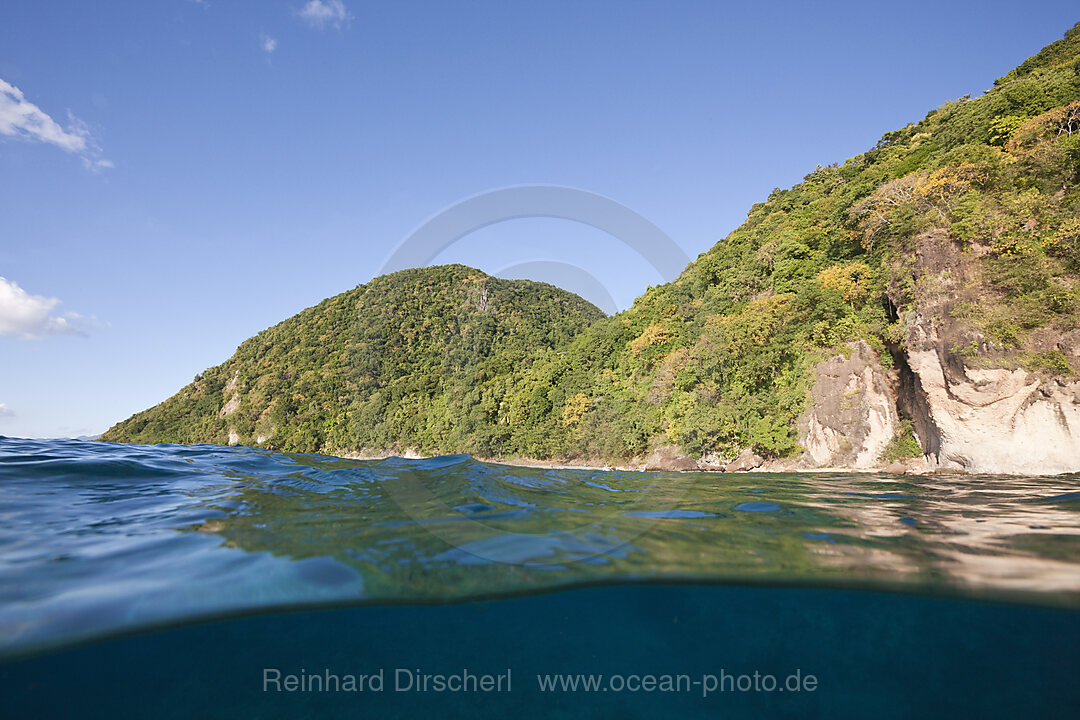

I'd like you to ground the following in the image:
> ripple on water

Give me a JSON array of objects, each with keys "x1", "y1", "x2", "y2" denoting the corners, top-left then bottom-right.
[{"x1": 734, "y1": 502, "x2": 780, "y2": 512}]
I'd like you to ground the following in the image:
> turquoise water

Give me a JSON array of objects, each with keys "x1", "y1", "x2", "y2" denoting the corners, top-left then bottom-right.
[{"x1": 2, "y1": 436, "x2": 1079, "y2": 717}]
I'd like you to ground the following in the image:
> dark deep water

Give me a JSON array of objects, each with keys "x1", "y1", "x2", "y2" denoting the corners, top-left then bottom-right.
[{"x1": 2, "y1": 437, "x2": 1078, "y2": 717}]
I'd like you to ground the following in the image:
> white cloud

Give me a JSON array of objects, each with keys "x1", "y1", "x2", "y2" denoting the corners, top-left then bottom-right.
[
  {"x1": 298, "y1": 0, "x2": 351, "y2": 29},
  {"x1": 261, "y1": 32, "x2": 278, "y2": 55},
  {"x1": 0, "y1": 277, "x2": 98, "y2": 340},
  {"x1": 0, "y1": 77, "x2": 111, "y2": 170},
  {"x1": 0, "y1": 79, "x2": 86, "y2": 152},
  {"x1": 0, "y1": 403, "x2": 13, "y2": 419}
]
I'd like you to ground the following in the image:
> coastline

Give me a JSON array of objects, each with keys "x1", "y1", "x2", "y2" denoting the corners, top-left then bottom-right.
[{"x1": 331, "y1": 448, "x2": 1020, "y2": 477}]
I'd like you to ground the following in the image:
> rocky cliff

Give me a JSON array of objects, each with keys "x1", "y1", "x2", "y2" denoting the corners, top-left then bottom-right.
[
  {"x1": 892, "y1": 230, "x2": 1080, "y2": 475},
  {"x1": 793, "y1": 341, "x2": 901, "y2": 470},
  {"x1": 903, "y1": 342, "x2": 1080, "y2": 474},
  {"x1": 771, "y1": 335, "x2": 1080, "y2": 476},
  {"x1": 773, "y1": 229, "x2": 1080, "y2": 476}
]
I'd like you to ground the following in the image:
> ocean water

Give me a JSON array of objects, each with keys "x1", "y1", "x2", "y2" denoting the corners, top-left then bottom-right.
[{"x1": 1, "y1": 436, "x2": 1078, "y2": 717}]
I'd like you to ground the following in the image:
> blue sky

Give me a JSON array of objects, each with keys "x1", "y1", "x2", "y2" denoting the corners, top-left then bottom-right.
[{"x1": 1, "y1": 0, "x2": 1077, "y2": 438}]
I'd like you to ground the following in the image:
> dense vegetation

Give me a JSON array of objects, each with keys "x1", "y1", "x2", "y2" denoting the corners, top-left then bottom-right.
[
  {"x1": 102, "y1": 266, "x2": 604, "y2": 454},
  {"x1": 104, "y1": 24, "x2": 1080, "y2": 463}
]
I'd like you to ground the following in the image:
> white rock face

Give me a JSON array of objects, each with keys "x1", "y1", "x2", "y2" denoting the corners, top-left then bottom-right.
[
  {"x1": 794, "y1": 228, "x2": 1080, "y2": 475},
  {"x1": 221, "y1": 370, "x2": 242, "y2": 447},
  {"x1": 906, "y1": 348, "x2": 1080, "y2": 475},
  {"x1": 219, "y1": 370, "x2": 240, "y2": 417},
  {"x1": 798, "y1": 341, "x2": 899, "y2": 469}
]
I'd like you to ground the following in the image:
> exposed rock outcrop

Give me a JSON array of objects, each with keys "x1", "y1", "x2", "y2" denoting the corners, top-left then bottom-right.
[
  {"x1": 889, "y1": 229, "x2": 1080, "y2": 475},
  {"x1": 699, "y1": 452, "x2": 729, "y2": 471},
  {"x1": 221, "y1": 370, "x2": 241, "y2": 446},
  {"x1": 725, "y1": 449, "x2": 764, "y2": 472},
  {"x1": 903, "y1": 325, "x2": 1080, "y2": 475},
  {"x1": 644, "y1": 445, "x2": 699, "y2": 471},
  {"x1": 219, "y1": 370, "x2": 240, "y2": 418},
  {"x1": 795, "y1": 341, "x2": 899, "y2": 469}
]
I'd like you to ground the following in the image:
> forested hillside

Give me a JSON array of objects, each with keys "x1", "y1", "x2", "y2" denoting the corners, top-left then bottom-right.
[
  {"x1": 104, "y1": 23, "x2": 1080, "y2": 465},
  {"x1": 478, "y1": 22, "x2": 1080, "y2": 463},
  {"x1": 101, "y1": 266, "x2": 604, "y2": 454}
]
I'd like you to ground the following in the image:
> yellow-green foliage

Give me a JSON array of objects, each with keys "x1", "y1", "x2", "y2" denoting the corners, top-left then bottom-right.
[
  {"x1": 629, "y1": 323, "x2": 673, "y2": 359},
  {"x1": 817, "y1": 262, "x2": 873, "y2": 305},
  {"x1": 560, "y1": 393, "x2": 591, "y2": 427}
]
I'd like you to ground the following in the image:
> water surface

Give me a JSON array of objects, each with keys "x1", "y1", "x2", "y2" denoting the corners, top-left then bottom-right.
[{"x1": 2, "y1": 436, "x2": 1078, "y2": 659}]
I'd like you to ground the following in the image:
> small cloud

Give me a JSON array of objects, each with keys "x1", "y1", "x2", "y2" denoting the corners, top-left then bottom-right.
[
  {"x1": 298, "y1": 0, "x2": 351, "y2": 29},
  {"x1": 0, "y1": 276, "x2": 101, "y2": 340},
  {"x1": 260, "y1": 32, "x2": 278, "y2": 55},
  {"x1": 0, "y1": 403, "x2": 13, "y2": 419},
  {"x1": 0, "y1": 77, "x2": 111, "y2": 170}
]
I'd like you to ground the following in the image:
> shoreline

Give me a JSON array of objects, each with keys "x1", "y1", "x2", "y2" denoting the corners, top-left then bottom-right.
[{"x1": 330, "y1": 448, "x2": 1076, "y2": 477}]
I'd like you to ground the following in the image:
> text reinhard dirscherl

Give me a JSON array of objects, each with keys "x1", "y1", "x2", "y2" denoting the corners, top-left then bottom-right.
[
  {"x1": 263, "y1": 668, "x2": 511, "y2": 693},
  {"x1": 262, "y1": 668, "x2": 818, "y2": 697}
]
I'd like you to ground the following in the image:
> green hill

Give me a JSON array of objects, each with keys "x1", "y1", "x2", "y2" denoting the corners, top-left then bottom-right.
[
  {"x1": 104, "y1": 23, "x2": 1080, "y2": 465},
  {"x1": 101, "y1": 265, "x2": 604, "y2": 454}
]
